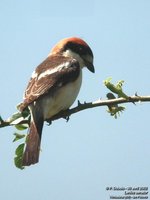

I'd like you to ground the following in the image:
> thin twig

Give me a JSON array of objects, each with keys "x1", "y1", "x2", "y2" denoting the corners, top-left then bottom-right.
[
  {"x1": 0, "y1": 95, "x2": 150, "y2": 128},
  {"x1": 49, "y1": 95, "x2": 150, "y2": 122}
]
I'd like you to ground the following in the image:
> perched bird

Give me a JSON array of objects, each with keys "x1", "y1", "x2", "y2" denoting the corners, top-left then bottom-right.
[{"x1": 19, "y1": 37, "x2": 95, "y2": 166}]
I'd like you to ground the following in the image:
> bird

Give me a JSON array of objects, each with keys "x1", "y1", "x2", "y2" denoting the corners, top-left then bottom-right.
[{"x1": 19, "y1": 37, "x2": 95, "y2": 166}]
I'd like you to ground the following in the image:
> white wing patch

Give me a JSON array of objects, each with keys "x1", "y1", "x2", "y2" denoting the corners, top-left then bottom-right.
[
  {"x1": 37, "y1": 62, "x2": 70, "y2": 80},
  {"x1": 31, "y1": 70, "x2": 38, "y2": 78}
]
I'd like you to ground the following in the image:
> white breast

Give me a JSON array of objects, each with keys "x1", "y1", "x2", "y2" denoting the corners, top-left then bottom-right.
[{"x1": 42, "y1": 70, "x2": 82, "y2": 120}]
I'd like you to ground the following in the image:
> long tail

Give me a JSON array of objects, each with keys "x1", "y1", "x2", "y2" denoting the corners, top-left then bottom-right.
[{"x1": 22, "y1": 117, "x2": 44, "y2": 166}]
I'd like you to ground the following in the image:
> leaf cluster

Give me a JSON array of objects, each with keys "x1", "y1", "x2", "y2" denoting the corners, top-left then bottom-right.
[{"x1": 104, "y1": 78, "x2": 128, "y2": 118}]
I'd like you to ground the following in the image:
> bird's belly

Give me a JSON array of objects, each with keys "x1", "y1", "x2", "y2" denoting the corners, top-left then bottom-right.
[{"x1": 43, "y1": 72, "x2": 82, "y2": 120}]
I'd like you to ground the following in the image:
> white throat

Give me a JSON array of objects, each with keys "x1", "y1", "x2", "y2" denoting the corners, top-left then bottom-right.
[{"x1": 63, "y1": 49, "x2": 85, "y2": 68}]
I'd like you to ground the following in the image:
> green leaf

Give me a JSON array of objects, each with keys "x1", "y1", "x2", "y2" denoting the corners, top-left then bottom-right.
[
  {"x1": 15, "y1": 143, "x2": 24, "y2": 156},
  {"x1": 7, "y1": 112, "x2": 23, "y2": 123},
  {"x1": 14, "y1": 143, "x2": 25, "y2": 170},
  {"x1": 13, "y1": 133, "x2": 26, "y2": 142},
  {"x1": 0, "y1": 115, "x2": 4, "y2": 123},
  {"x1": 104, "y1": 78, "x2": 129, "y2": 99},
  {"x1": 15, "y1": 124, "x2": 28, "y2": 130},
  {"x1": 14, "y1": 156, "x2": 24, "y2": 170},
  {"x1": 21, "y1": 109, "x2": 30, "y2": 118},
  {"x1": 7, "y1": 109, "x2": 30, "y2": 125},
  {"x1": 107, "y1": 106, "x2": 125, "y2": 119},
  {"x1": 106, "y1": 92, "x2": 125, "y2": 118}
]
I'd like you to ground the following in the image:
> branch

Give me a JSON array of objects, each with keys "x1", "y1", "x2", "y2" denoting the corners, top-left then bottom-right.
[
  {"x1": 0, "y1": 95, "x2": 150, "y2": 128},
  {"x1": 49, "y1": 95, "x2": 150, "y2": 122}
]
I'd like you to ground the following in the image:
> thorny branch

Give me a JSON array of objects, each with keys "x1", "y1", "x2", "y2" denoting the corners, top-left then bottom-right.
[{"x1": 0, "y1": 95, "x2": 150, "y2": 128}]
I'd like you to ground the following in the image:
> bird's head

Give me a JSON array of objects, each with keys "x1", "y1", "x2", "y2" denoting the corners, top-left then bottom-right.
[{"x1": 50, "y1": 37, "x2": 95, "y2": 73}]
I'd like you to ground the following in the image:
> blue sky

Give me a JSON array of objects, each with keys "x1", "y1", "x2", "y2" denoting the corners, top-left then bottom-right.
[{"x1": 0, "y1": 0, "x2": 150, "y2": 199}]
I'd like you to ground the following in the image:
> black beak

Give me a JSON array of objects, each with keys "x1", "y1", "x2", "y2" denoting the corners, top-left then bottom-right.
[{"x1": 85, "y1": 60, "x2": 95, "y2": 73}]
